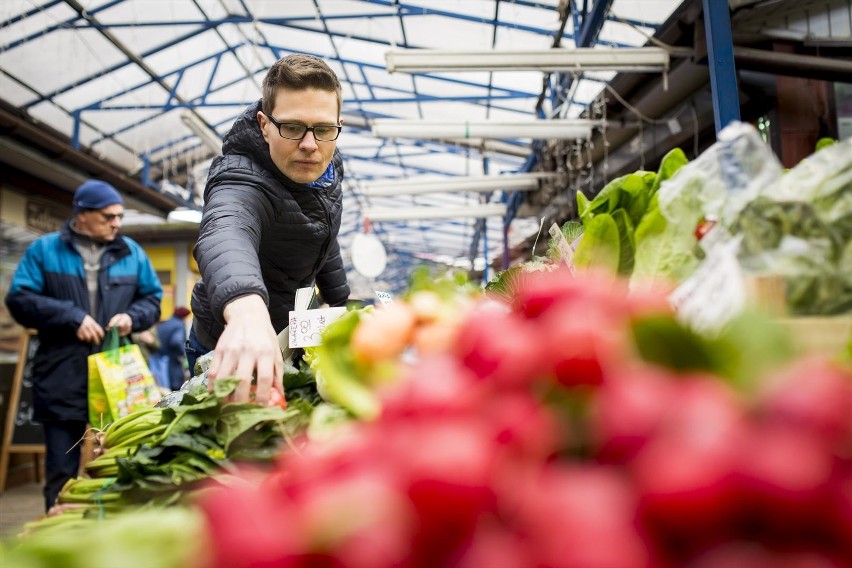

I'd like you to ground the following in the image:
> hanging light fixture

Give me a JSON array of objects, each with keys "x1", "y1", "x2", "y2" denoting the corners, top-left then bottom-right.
[
  {"x1": 371, "y1": 119, "x2": 599, "y2": 140},
  {"x1": 363, "y1": 172, "x2": 558, "y2": 197},
  {"x1": 180, "y1": 111, "x2": 222, "y2": 155},
  {"x1": 385, "y1": 47, "x2": 670, "y2": 74},
  {"x1": 363, "y1": 203, "x2": 507, "y2": 221}
]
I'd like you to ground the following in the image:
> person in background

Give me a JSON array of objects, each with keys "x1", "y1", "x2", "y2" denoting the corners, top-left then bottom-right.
[
  {"x1": 5, "y1": 179, "x2": 162, "y2": 512},
  {"x1": 132, "y1": 326, "x2": 160, "y2": 365},
  {"x1": 187, "y1": 53, "x2": 350, "y2": 405},
  {"x1": 154, "y1": 306, "x2": 191, "y2": 390},
  {"x1": 133, "y1": 325, "x2": 166, "y2": 388}
]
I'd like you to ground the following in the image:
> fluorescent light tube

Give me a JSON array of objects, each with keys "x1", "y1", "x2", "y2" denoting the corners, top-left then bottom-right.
[
  {"x1": 167, "y1": 207, "x2": 203, "y2": 223},
  {"x1": 385, "y1": 47, "x2": 670, "y2": 74},
  {"x1": 363, "y1": 203, "x2": 507, "y2": 221},
  {"x1": 372, "y1": 119, "x2": 598, "y2": 140},
  {"x1": 181, "y1": 111, "x2": 222, "y2": 155},
  {"x1": 364, "y1": 172, "x2": 557, "y2": 197}
]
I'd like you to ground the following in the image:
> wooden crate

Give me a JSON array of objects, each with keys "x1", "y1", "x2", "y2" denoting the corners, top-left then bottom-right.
[
  {"x1": 744, "y1": 276, "x2": 851, "y2": 363},
  {"x1": 776, "y1": 316, "x2": 852, "y2": 362}
]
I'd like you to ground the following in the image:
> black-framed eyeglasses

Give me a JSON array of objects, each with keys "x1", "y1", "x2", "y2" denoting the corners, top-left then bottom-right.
[
  {"x1": 98, "y1": 211, "x2": 124, "y2": 222},
  {"x1": 264, "y1": 113, "x2": 342, "y2": 142}
]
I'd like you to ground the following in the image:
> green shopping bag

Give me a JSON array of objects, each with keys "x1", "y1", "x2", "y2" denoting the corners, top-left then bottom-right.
[{"x1": 88, "y1": 327, "x2": 162, "y2": 427}]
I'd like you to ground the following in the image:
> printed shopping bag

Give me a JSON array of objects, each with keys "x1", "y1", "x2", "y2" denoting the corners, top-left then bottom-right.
[{"x1": 88, "y1": 327, "x2": 162, "y2": 427}]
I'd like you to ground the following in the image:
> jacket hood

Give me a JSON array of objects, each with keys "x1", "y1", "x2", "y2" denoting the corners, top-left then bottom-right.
[{"x1": 221, "y1": 100, "x2": 279, "y2": 174}]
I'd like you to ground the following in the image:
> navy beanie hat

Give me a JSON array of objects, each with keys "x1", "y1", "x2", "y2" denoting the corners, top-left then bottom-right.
[{"x1": 72, "y1": 180, "x2": 124, "y2": 213}]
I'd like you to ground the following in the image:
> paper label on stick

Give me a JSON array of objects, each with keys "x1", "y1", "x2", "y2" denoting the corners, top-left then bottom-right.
[
  {"x1": 288, "y1": 307, "x2": 347, "y2": 348},
  {"x1": 669, "y1": 238, "x2": 746, "y2": 335},
  {"x1": 375, "y1": 291, "x2": 394, "y2": 305}
]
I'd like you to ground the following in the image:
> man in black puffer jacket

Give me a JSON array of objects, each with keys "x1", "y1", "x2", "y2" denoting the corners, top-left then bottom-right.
[{"x1": 187, "y1": 53, "x2": 350, "y2": 404}]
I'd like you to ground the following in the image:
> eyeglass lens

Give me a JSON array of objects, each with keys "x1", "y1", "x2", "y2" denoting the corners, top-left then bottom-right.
[{"x1": 272, "y1": 119, "x2": 340, "y2": 141}]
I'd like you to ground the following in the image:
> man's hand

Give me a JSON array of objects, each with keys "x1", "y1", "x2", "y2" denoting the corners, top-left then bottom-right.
[
  {"x1": 107, "y1": 313, "x2": 133, "y2": 337},
  {"x1": 208, "y1": 295, "x2": 284, "y2": 404},
  {"x1": 76, "y1": 315, "x2": 105, "y2": 344}
]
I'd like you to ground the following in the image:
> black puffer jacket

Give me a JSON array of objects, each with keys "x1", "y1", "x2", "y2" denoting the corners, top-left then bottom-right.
[{"x1": 191, "y1": 100, "x2": 350, "y2": 348}]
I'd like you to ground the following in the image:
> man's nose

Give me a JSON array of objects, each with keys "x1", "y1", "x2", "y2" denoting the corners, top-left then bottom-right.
[{"x1": 299, "y1": 131, "x2": 319, "y2": 149}]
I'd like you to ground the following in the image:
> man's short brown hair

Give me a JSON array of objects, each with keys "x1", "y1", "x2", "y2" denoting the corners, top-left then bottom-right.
[{"x1": 261, "y1": 54, "x2": 342, "y2": 117}]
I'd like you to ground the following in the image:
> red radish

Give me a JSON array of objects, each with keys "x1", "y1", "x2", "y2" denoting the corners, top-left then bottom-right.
[
  {"x1": 689, "y1": 542, "x2": 846, "y2": 568},
  {"x1": 540, "y1": 304, "x2": 627, "y2": 388},
  {"x1": 515, "y1": 465, "x2": 653, "y2": 568},
  {"x1": 591, "y1": 365, "x2": 677, "y2": 463},
  {"x1": 456, "y1": 525, "x2": 529, "y2": 568},
  {"x1": 632, "y1": 379, "x2": 748, "y2": 548},
  {"x1": 199, "y1": 483, "x2": 301, "y2": 568},
  {"x1": 758, "y1": 357, "x2": 852, "y2": 453},
  {"x1": 483, "y1": 391, "x2": 563, "y2": 461},
  {"x1": 454, "y1": 303, "x2": 546, "y2": 389},
  {"x1": 379, "y1": 356, "x2": 482, "y2": 419},
  {"x1": 736, "y1": 424, "x2": 834, "y2": 534},
  {"x1": 512, "y1": 267, "x2": 626, "y2": 320}
]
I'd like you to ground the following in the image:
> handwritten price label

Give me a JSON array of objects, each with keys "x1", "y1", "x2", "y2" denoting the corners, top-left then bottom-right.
[
  {"x1": 375, "y1": 291, "x2": 394, "y2": 305},
  {"x1": 288, "y1": 307, "x2": 347, "y2": 348},
  {"x1": 669, "y1": 237, "x2": 746, "y2": 335}
]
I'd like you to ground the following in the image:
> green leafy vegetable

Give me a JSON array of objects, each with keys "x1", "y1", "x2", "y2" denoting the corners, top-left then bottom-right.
[{"x1": 574, "y1": 213, "x2": 620, "y2": 273}]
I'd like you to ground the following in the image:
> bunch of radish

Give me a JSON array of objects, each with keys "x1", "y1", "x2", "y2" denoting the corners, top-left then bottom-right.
[{"x1": 197, "y1": 268, "x2": 852, "y2": 568}]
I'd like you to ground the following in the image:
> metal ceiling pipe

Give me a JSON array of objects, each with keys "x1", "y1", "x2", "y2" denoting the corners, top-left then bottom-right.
[
  {"x1": 732, "y1": 46, "x2": 852, "y2": 82},
  {"x1": 587, "y1": 57, "x2": 711, "y2": 164}
]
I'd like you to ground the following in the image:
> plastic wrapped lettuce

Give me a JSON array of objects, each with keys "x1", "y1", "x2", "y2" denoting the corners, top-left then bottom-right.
[
  {"x1": 733, "y1": 138, "x2": 852, "y2": 315},
  {"x1": 633, "y1": 123, "x2": 783, "y2": 285},
  {"x1": 763, "y1": 137, "x2": 852, "y2": 227},
  {"x1": 656, "y1": 121, "x2": 784, "y2": 228}
]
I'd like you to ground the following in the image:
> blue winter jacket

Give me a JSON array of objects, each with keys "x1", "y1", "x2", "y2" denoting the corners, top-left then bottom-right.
[{"x1": 5, "y1": 220, "x2": 162, "y2": 422}]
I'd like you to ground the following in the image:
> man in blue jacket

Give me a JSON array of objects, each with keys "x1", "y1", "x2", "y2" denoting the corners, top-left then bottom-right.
[{"x1": 5, "y1": 179, "x2": 162, "y2": 511}]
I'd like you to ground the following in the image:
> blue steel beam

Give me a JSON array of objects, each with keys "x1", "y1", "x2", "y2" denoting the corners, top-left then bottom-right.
[
  {"x1": 81, "y1": 31, "x2": 543, "y2": 153},
  {"x1": 85, "y1": 91, "x2": 536, "y2": 112},
  {"x1": 23, "y1": 25, "x2": 216, "y2": 108},
  {"x1": 2, "y1": 0, "x2": 125, "y2": 51},
  {"x1": 576, "y1": 0, "x2": 616, "y2": 48},
  {"x1": 701, "y1": 0, "x2": 740, "y2": 132},
  {"x1": 0, "y1": 0, "x2": 62, "y2": 27}
]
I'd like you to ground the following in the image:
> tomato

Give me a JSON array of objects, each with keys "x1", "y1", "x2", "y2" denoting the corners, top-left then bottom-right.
[
  {"x1": 693, "y1": 216, "x2": 717, "y2": 240},
  {"x1": 267, "y1": 386, "x2": 288, "y2": 410},
  {"x1": 248, "y1": 384, "x2": 287, "y2": 409}
]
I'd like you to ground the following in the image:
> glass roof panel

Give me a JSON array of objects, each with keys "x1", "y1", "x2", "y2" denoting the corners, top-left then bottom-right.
[{"x1": 0, "y1": 0, "x2": 684, "y2": 292}]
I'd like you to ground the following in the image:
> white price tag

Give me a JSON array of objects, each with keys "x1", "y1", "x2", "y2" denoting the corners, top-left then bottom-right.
[
  {"x1": 668, "y1": 238, "x2": 746, "y2": 335},
  {"x1": 375, "y1": 291, "x2": 394, "y2": 305},
  {"x1": 288, "y1": 307, "x2": 347, "y2": 348},
  {"x1": 548, "y1": 223, "x2": 575, "y2": 274}
]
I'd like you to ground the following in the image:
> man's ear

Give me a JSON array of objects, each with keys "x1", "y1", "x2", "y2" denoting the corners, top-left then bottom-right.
[{"x1": 257, "y1": 111, "x2": 271, "y2": 144}]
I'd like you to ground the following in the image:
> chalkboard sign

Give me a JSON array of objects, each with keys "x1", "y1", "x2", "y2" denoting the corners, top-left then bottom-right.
[{"x1": 0, "y1": 330, "x2": 45, "y2": 493}]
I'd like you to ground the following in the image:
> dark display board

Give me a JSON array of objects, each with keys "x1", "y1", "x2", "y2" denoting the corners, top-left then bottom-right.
[{"x1": 0, "y1": 330, "x2": 45, "y2": 493}]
